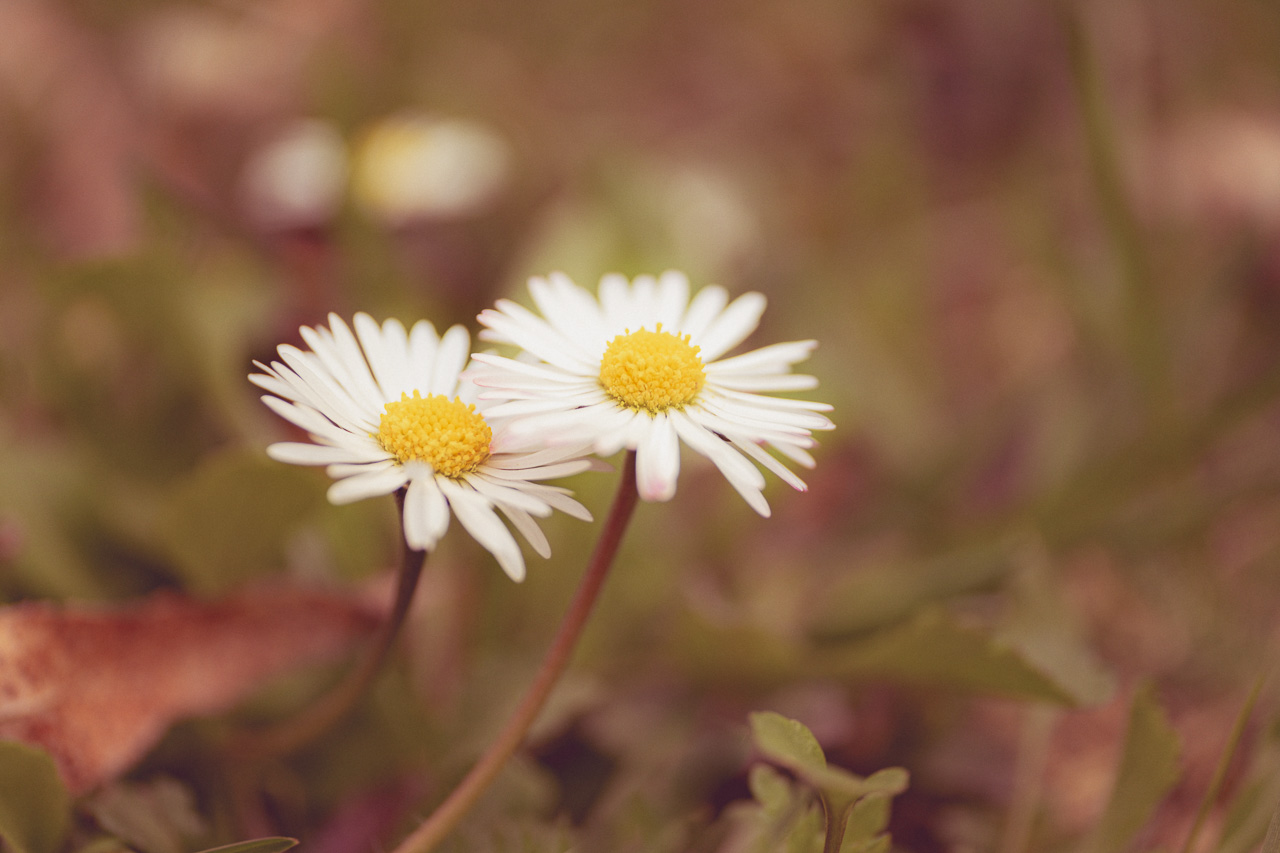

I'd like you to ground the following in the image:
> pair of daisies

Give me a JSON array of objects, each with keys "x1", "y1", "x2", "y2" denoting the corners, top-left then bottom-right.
[{"x1": 251, "y1": 271, "x2": 833, "y2": 582}]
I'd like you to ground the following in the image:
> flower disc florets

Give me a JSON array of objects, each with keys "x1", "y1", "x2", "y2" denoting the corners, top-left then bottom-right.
[
  {"x1": 376, "y1": 391, "x2": 492, "y2": 477},
  {"x1": 598, "y1": 325, "x2": 706, "y2": 414}
]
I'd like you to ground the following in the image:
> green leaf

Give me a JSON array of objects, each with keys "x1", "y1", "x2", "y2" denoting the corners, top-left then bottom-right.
[
  {"x1": 191, "y1": 838, "x2": 298, "y2": 853},
  {"x1": 748, "y1": 764, "x2": 797, "y2": 816},
  {"x1": 1082, "y1": 684, "x2": 1181, "y2": 853},
  {"x1": 159, "y1": 450, "x2": 325, "y2": 594},
  {"x1": 0, "y1": 742, "x2": 72, "y2": 853},
  {"x1": 85, "y1": 778, "x2": 206, "y2": 853},
  {"x1": 997, "y1": 547, "x2": 1115, "y2": 707},
  {"x1": 842, "y1": 793, "x2": 892, "y2": 845},
  {"x1": 810, "y1": 541, "x2": 1016, "y2": 639},
  {"x1": 802, "y1": 765, "x2": 908, "y2": 803},
  {"x1": 819, "y1": 608, "x2": 1080, "y2": 704},
  {"x1": 750, "y1": 711, "x2": 827, "y2": 773}
]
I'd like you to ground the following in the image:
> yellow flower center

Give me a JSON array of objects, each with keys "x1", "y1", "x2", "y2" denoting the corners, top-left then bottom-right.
[
  {"x1": 598, "y1": 325, "x2": 706, "y2": 414},
  {"x1": 376, "y1": 391, "x2": 492, "y2": 477}
]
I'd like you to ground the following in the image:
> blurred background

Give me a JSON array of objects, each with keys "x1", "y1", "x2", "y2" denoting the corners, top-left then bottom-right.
[{"x1": 4, "y1": 0, "x2": 1280, "y2": 850}]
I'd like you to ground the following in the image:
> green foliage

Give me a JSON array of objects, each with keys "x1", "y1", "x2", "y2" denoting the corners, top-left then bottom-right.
[
  {"x1": 0, "y1": 743, "x2": 71, "y2": 853},
  {"x1": 158, "y1": 450, "x2": 325, "y2": 594},
  {"x1": 84, "y1": 778, "x2": 206, "y2": 853},
  {"x1": 746, "y1": 712, "x2": 908, "y2": 853},
  {"x1": 1081, "y1": 685, "x2": 1181, "y2": 853},
  {"x1": 821, "y1": 608, "x2": 1084, "y2": 704}
]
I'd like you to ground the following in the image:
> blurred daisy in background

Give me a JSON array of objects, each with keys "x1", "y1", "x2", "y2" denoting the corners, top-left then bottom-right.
[
  {"x1": 471, "y1": 271, "x2": 833, "y2": 516},
  {"x1": 239, "y1": 118, "x2": 348, "y2": 231},
  {"x1": 250, "y1": 313, "x2": 592, "y2": 581},
  {"x1": 351, "y1": 113, "x2": 512, "y2": 224}
]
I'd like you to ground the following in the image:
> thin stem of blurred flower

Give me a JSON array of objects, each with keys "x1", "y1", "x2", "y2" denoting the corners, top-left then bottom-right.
[
  {"x1": 1178, "y1": 673, "x2": 1267, "y2": 853},
  {"x1": 230, "y1": 489, "x2": 426, "y2": 759},
  {"x1": 393, "y1": 451, "x2": 639, "y2": 853}
]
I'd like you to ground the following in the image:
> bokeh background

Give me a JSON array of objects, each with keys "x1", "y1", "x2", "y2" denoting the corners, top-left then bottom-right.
[{"x1": 4, "y1": 0, "x2": 1280, "y2": 850}]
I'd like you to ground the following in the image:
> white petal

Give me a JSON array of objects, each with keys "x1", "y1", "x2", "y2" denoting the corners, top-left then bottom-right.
[
  {"x1": 275, "y1": 347, "x2": 373, "y2": 432},
  {"x1": 772, "y1": 441, "x2": 816, "y2": 469},
  {"x1": 711, "y1": 386, "x2": 835, "y2": 413},
  {"x1": 261, "y1": 395, "x2": 367, "y2": 446},
  {"x1": 630, "y1": 274, "x2": 660, "y2": 329},
  {"x1": 695, "y1": 292, "x2": 767, "y2": 361},
  {"x1": 483, "y1": 395, "x2": 600, "y2": 419},
  {"x1": 635, "y1": 413, "x2": 680, "y2": 501},
  {"x1": 429, "y1": 325, "x2": 471, "y2": 396},
  {"x1": 529, "y1": 273, "x2": 608, "y2": 347},
  {"x1": 440, "y1": 479, "x2": 526, "y2": 582},
  {"x1": 299, "y1": 324, "x2": 381, "y2": 413},
  {"x1": 702, "y1": 393, "x2": 834, "y2": 432},
  {"x1": 482, "y1": 458, "x2": 594, "y2": 481},
  {"x1": 407, "y1": 319, "x2": 441, "y2": 392},
  {"x1": 693, "y1": 397, "x2": 826, "y2": 440},
  {"x1": 670, "y1": 409, "x2": 770, "y2": 516},
  {"x1": 680, "y1": 285, "x2": 729, "y2": 341},
  {"x1": 403, "y1": 473, "x2": 450, "y2": 550},
  {"x1": 478, "y1": 302, "x2": 597, "y2": 373},
  {"x1": 655, "y1": 270, "x2": 691, "y2": 329},
  {"x1": 267, "y1": 441, "x2": 388, "y2": 466},
  {"x1": 469, "y1": 353, "x2": 588, "y2": 386},
  {"x1": 517, "y1": 482, "x2": 593, "y2": 521},
  {"x1": 598, "y1": 273, "x2": 633, "y2": 330},
  {"x1": 707, "y1": 340, "x2": 818, "y2": 374},
  {"x1": 498, "y1": 505, "x2": 551, "y2": 559},
  {"x1": 327, "y1": 459, "x2": 399, "y2": 479},
  {"x1": 485, "y1": 444, "x2": 597, "y2": 470},
  {"x1": 466, "y1": 473, "x2": 554, "y2": 516},
  {"x1": 326, "y1": 314, "x2": 388, "y2": 411},
  {"x1": 726, "y1": 435, "x2": 808, "y2": 491},
  {"x1": 326, "y1": 465, "x2": 408, "y2": 505},
  {"x1": 353, "y1": 313, "x2": 400, "y2": 401},
  {"x1": 709, "y1": 373, "x2": 820, "y2": 392}
]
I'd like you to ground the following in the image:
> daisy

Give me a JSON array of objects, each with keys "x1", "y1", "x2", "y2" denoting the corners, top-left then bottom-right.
[
  {"x1": 249, "y1": 313, "x2": 594, "y2": 581},
  {"x1": 470, "y1": 271, "x2": 833, "y2": 516}
]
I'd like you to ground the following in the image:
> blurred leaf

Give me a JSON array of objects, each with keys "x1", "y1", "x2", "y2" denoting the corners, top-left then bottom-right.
[
  {"x1": 1081, "y1": 685, "x2": 1181, "y2": 853},
  {"x1": 842, "y1": 792, "x2": 892, "y2": 847},
  {"x1": 998, "y1": 546, "x2": 1115, "y2": 707},
  {"x1": 819, "y1": 608, "x2": 1080, "y2": 704},
  {"x1": 0, "y1": 432, "x2": 114, "y2": 599},
  {"x1": 191, "y1": 839, "x2": 298, "y2": 853},
  {"x1": 74, "y1": 839, "x2": 133, "y2": 853},
  {"x1": 843, "y1": 836, "x2": 890, "y2": 853},
  {"x1": 0, "y1": 584, "x2": 383, "y2": 792},
  {"x1": 0, "y1": 742, "x2": 71, "y2": 853},
  {"x1": 86, "y1": 778, "x2": 206, "y2": 853},
  {"x1": 751, "y1": 711, "x2": 827, "y2": 773},
  {"x1": 750, "y1": 712, "x2": 908, "y2": 853},
  {"x1": 721, "y1": 782, "x2": 824, "y2": 853},
  {"x1": 159, "y1": 450, "x2": 326, "y2": 594},
  {"x1": 749, "y1": 764, "x2": 798, "y2": 816},
  {"x1": 810, "y1": 542, "x2": 1016, "y2": 639}
]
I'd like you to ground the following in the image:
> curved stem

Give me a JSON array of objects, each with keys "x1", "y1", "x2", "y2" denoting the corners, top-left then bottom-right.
[
  {"x1": 232, "y1": 490, "x2": 427, "y2": 759},
  {"x1": 393, "y1": 452, "x2": 639, "y2": 853}
]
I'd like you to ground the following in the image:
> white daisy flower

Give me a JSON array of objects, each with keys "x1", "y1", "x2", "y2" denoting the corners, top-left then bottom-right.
[
  {"x1": 249, "y1": 313, "x2": 594, "y2": 582},
  {"x1": 470, "y1": 271, "x2": 834, "y2": 516}
]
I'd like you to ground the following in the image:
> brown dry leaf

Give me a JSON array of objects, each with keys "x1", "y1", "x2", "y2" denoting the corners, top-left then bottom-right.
[{"x1": 0, "y1": 583, "x2": 386, "y2": 794}]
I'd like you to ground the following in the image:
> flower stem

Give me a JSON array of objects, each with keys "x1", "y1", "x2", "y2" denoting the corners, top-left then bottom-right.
[
  {"x1": 231, "y1": 490, "x2": 427, "y2": 759},
  {"x1": 821, "y1": 799, "x2": 853, "y2": 853},
  {"x1": 392, "y1": 451, "x2": 639, "y2": 853}
]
